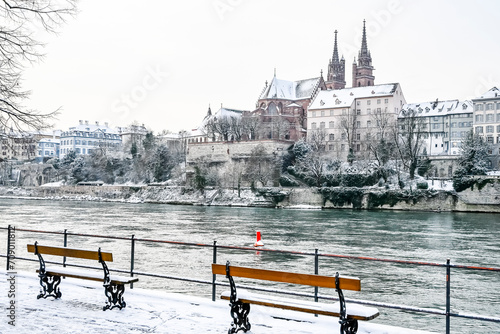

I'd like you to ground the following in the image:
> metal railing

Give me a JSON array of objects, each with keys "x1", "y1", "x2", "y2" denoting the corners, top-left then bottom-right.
[{"x1": 2, "y1": 225, "x2": 500, "y2": 334}]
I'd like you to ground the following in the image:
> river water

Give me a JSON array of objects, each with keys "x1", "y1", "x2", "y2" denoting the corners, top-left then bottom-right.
[{"x1": 1, "y1": 198, "x2": 499, "y2": 334}]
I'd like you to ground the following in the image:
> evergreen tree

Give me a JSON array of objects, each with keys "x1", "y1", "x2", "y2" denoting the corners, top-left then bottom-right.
[{"x1": 456, "y1": 130, "x2": 490, "y2": 176}]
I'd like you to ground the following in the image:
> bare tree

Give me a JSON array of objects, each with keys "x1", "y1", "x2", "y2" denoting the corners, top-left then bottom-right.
[
  {"x1": 271, "y1": 116, "x2": 290, "y2": 140},
  {"x1": 229, "y1": 116, "x2": 243, "y2": 141},
  {"x1": 307, "y1": 127, "x2": 327, "y2": 152},
  {"x1": 395, "y1": 108, "x2": 426, "y2": 179},
  {"x1": 213, "y1": 116, "x2": 232, "y2": 141},
  {"x1": 242, "y1": 115, "x2": 260, "y2": 140},
  {"x1": 1, "y1": 0, "x2": 77, "y2": 133},
  {"x1": 339, "y1": 108, "x2": 357, "y2": 158}
]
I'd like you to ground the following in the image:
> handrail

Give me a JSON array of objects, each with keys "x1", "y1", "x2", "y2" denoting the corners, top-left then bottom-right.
[{"x1": 2, "y1": 226, "x2": 499, "y2": 333}]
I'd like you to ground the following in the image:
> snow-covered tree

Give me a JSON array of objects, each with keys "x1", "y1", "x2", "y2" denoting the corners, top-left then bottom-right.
[{"x1": 456, "y1": 130, "x2": 490, "y2": 176}]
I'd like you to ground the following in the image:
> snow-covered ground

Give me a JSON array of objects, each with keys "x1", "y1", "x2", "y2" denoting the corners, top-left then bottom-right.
[{"x1": 2, "y1": 270, "x2": 438, "y2": 334}]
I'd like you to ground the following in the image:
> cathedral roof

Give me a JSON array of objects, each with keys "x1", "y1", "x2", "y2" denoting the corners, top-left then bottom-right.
[
  {"x1": 309, "y1": 83, "x2": 399, "y2": 110},
  {"x1": 401, "y1": 100, "x2": 473, "y2": 118},
  {"x1": 259, "y1": 76, "x2": 322, "y2": 101}
]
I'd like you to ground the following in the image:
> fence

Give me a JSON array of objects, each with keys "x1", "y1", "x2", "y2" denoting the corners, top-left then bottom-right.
[{"x1": 2, "y1": 225, "x2": 500, "y2": 334}]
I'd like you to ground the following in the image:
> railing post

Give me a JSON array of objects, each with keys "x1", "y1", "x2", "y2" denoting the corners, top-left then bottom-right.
[
  {"x1": 6, "y1": 225, "x2": 11, "y2": 270},
  {"x1": 63, "y1": 229, "x2": 68, "y2": 267},
  {"x1": 446, "y1": 258, "x2": 451, "y2": 334},
  {"x1": 130, "y1": 234, "x2": 135, "y2": 289},
  {"x1": 212, "y1": 240, "x2": 217, "y2": 302},
  {"x1": 314, "y1": 249, "x2": 319, "y2": 303}
]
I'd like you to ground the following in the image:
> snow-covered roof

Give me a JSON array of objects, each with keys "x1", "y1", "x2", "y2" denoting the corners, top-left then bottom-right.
[
  {"x1": 401, "y1": 100, "x2": 473, "y2": 118},
  {"x1": 260, "y1": 76, "x2": 321, "y2": 101},
  {"x1": 66, "y1": 121, "x2": 120, "y2": 135},
  {"x1": 194, "y1": 107, "x2": 248, "y2": 136},
  {"x1": 474, "y1": 87, "x2": 500, "y2": 100},
  {"x1": 309, "y1": 83, "x2": 399, "y2": 110}
]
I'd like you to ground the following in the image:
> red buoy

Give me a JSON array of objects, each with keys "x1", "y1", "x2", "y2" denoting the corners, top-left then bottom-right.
[{"x1": 254, "y1": 231, "x2": 264, "y2": 247}]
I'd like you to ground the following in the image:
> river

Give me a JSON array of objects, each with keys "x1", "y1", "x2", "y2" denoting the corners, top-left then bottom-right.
[{"x1": 1, "y1": 198, "x2": 498, "y2": 333}]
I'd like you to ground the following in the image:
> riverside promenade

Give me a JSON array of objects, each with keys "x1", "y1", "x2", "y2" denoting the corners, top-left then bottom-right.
[{"x1": 1, "y1": 270, "x2": 437, "y2": 334}]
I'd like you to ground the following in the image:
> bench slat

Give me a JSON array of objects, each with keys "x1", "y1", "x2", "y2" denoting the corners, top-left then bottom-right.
[
  {"x1": 212, "y1": 264, "x2": 360, "y2": 291},
  {"x1": 38, "y1": 267, "x2": 138, "y2": 284},
  {"x1": 220, "y1": 290, "x2": 379, "y2": 321},
  {"x1": 27, "y1": 244, "x2": 113, "y2": 262}
]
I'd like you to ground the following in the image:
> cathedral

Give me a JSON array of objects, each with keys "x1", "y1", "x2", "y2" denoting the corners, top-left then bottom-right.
[{"x1": 250, "y1": 20, "x2": 377, "y2": 142}]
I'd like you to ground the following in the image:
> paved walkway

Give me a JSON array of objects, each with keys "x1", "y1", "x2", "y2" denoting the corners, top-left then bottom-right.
[{"x1": 1, "y1": 271, "x2": 437, "y2": 333}]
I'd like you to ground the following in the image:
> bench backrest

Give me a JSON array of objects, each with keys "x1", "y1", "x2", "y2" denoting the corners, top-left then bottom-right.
[
  {"x1": 27, "y1": 244, "x2": 113, "y2": 262},
  {"x1": 212, "y1": 263, "x2": 361, "y2": 291}
]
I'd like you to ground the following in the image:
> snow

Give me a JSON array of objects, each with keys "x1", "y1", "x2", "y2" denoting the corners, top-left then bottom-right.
[
  {"x1": 2, "y1": 270, "x2": 438, "y2": 334},
  {"x1": 260, "y1": 77, "x2": 321, "y2": 101},
  {"x1": 309, "y1": 83, "x2": 399, "y2": 110},
  {"x1": 40, "y1": 180, "x2": 65, "y2": 187},
  {"x1": 401, "y1": 100, "x2": 472, "y2": 118}
]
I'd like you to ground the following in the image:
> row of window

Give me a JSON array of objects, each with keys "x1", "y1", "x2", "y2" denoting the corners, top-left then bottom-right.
[
  {"x1": 474, "y1": 102, "x2": 500, "y2": 111},
  {"x1": 61, "y1": 132, "x2": 120, "y2": 139},
  {"x1": 61, "y1": 140, "x2": 115, "y2": 146},
  {"x1": 311, "y1": 107, "x2": 388, "y2": 117},
  {"x1": 474, "y1": 114, "x2": 500, "y2": 122},
  {"x1": 38, "y1": 143, "x2": 57, "y2": 148},
  {"x1": 356, "y1": 98, "x2": 389, "y2": 106},
  {"x1": 475, "y1": 125, "x2": 500, "y2": 134}
]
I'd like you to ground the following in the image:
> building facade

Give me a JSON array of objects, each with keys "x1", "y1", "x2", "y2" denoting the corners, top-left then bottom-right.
[
  {"x1": 472, "y1": 87, "x2": 500, "y2": 169},
  {"x1": 59, "y1": 120, "x2": 122, "y2": 159},
  {"x1": 400, "y1": 100, "x2": 473, "y2": 156},
  {"x1": 308, "y1": 83, "x2": 406, "y2": 160}
]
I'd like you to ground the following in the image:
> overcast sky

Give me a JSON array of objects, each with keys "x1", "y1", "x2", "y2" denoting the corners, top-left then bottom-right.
[{"x1": 23, "y1": 0, "x2": 500, "y2": 134}]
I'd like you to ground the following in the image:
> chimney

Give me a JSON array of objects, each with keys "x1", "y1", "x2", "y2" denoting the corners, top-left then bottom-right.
[
  {"x1": 79, "y1": 120, "x2": 83, "y2": 125},
  {"x1": 105, "y1": 122, "x2": 109, "y2": 127},
  {"x1": 95, "y1": 121, "x2": 99, "y2": 126},
  {"x1": 85, "y1": 120, "x2": 89, "y2": 125}
]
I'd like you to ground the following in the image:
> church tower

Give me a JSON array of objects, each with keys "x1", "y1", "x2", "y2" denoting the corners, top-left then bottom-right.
[
  {"x1": 325, "y1": 30, "x2": 346, "y2": 90},
  {"x1": 352, "y1": 20, "x2": 375, "y2": 87}
]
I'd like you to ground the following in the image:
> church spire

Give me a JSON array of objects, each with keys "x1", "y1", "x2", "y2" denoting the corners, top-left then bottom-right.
[
  {"x1": 326, "y1": 29, "x2": 346, "y2": 90},
  {"x1": 353, "y1": 20, "x2": 375, "y2": 87},
  {"x1": 332, "y1": 30, "x2": 339, "y2": 63}
]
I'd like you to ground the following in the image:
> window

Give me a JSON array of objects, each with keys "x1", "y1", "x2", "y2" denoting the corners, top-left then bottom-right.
[
  {"x1": 377, "y1": 99, "x2": 381, "y2": 104},
  {"x1": 433, "y1": 123, "x2": 440, "y2": 129},
  {"x1": 330, "y1": 110, "x2": 334, "y2": 116},
  {"x1": 341, "y1": 144, "x2": 345, "y2": 151},
  {"x1": 475, "y1": 126, "x2": 483, "y2": 134},
  {"x1": 367, "y1": 120, "x2": 372, "y2": 127},
  {"x1": 367, "y1": 108, "x2": 371, "y2": 114},
  {"x1": 341, "y1": 133, "x2": 346, "y2": 140},
  {"x1": 377, "y1": 108, "x2": 381, "y2": 113},
  {"x1": 311, "y1": 122, "x2": 317, "y2": 130},
  {"x1": 357, "y1": 101, "x2": 360, "y2": 106},
  {"x1": 366, "y1": 133, "x2": 371, "y2": 140},
  {"x1": 497, "y1": 102, "x2": 500, "y2": 110},
  {"x1": 342, "y1": 109, "x2": 347, "y2": 115},
  {"x1": 328, "y1": 144, "x2": 334, "y2": 151},
  {"x1": 367, "y1": 100, "x2": 371, "y2": 105},
  {"x1": 384, "y1": 99, "x2": 389, "y2": 104},
  {"x1": 497, "y1": 114, "x2": 500, "y2": 122},
  {"x1": 356, "y1": 144, "x2": 361, "y2": 151},
  {"x1": 329, "y1": 121, "x2": 334, "y2": 128},
  {"x1": 474, "y1": 104, "x2": 484, "y2": 111},
  {"x1": 356, "y1": 109, "x2": 361, "y2": 115},
  {"x1": 487, "y1": 136, "x2": 494, "y2": 144},
  {"x1": 475, "y1": 115, "x2": 483, "y2": 122},
  {"x1": 320, "y1": 122, "x2": 325, "y2": 129},
  {"x1": 329, "y1": 134, "x2": 335, "y2": 141},
  {"x1": 486, "y1": 125, "x2": 494, "y2": 133},
  {"x1": 486, "y1": 114, "x2": 494, "y2": 122},
  {"x1": 321, "y1": 111, "x2": 325, "y2": 117},
  {"x1": 356, "y1": 133, "x2": 361, "y2": 140},
  {"x1": 486, "y1": 103, "x2": 493, "y2": 111},
  {"x1": 356, "y1": 121, "x2": 361, "y2": 128},
  {"x1": 451, "y1": 122, "x2": 457, "y2": 128},
  {"x1": 497, "y1": 125, "x2": 500, "y2": 132}
]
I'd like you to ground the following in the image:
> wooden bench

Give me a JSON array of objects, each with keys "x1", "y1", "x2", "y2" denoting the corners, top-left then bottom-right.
[
  {"x1": 212, "y1": 261, "x2": 379, "y2": 334},
  {"x1": 27, "y1": 242, "x2": 138, "y2": 311}
]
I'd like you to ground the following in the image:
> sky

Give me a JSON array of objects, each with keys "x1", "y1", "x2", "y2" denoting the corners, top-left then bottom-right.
[{"x1": 22, "y1": 0, "x2": 500, "y2": 134}]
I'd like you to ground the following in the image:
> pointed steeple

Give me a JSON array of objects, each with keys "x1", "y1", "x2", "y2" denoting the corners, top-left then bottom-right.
[
  {"x1": 326, "y1": 29, "x2": 346, "y2": 90},
  {"x1": 332, "y1": 30, "x2": 339, "y2": 63},
  {"x1": 353, "y1": 20, "x2": 375, "y2": 87},
  {"x1": 207, "y1": 104, "x2": 212, "y2": 116},
  {"x1": 360, "y1": 20, "x2": 369, "y2": 57}
]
